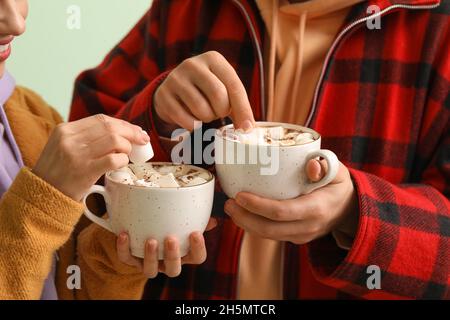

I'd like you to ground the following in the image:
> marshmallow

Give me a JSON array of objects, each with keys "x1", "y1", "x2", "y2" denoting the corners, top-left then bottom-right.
[
  {"x1": 157, "y1": 165, "x2": 185, "y2": 175},
  {"x1": 156, "y1": 173, "x2": 180, "y2": 188},
  {"x1": 294, "y1": 132, "x2": 315, "y2": 145},
  {"x1": 109, "y1": 171, "x2": 134, "y2": 184},
  {"x1": 134, "y1": 179, "x2": 159, "y2": 188},
  {"x1": 279, "y1": 139, "x2": 296, "y2": 146},
  {"x1": 300, "y1": 132, "x2": 314, "y2": 140},
  {"x1": 266, "y1": 126, "x2": 285, "y2": 140},
  {"x1": 146, "y1": 172, "x2": 162, "y2": 183},
  {"x1": 235, "y1": 128, "x2": 267, "y2": 145},
  {"x1": 129, "y1": 142, "x2": 154, "y2": 164},
  {"x1": 196, "y1": 171, "x2": 212, "y2": 181},
  {"x1": 181, "y1": 176, "x2": 207, "y2": 187},
  {"x1": 128, "y1": 163, "x2": 158, "y2": 179},
  {"x1": 115, "y1": 166, "x2": 137, "y2": 177}
]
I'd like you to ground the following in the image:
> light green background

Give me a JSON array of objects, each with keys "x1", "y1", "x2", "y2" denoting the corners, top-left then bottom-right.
[{"x1": 8, "y1": 0, "x2": 152, "y2": 119}]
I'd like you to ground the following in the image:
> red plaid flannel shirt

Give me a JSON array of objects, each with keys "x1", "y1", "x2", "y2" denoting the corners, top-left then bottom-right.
[{"x1": 69, "y1": 0, "x2": 450, "y2": 299}]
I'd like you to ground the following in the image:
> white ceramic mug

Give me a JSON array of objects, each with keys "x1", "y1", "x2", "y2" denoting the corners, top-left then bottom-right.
[
  {"x1": 214, "y1": 122, "x2": 339, "y2": 200},
  {"x1": 82, "y1": 163, "x2": 215, "y2": 259}
]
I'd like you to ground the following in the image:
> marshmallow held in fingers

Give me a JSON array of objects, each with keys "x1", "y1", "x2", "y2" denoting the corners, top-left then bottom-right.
[
  {"x1": 129, "y1": 131, "x2": 154, "y2": 164},
  {"x1": 109, "y1": 171, "x2": 135, "y2": 184}
]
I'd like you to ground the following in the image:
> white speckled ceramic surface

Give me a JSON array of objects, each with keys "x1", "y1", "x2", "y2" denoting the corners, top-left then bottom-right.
[
  {"x1": 83, "y1": 163, "x2": 215, "y2": 259},
  {"x1": 215, "y1": 122, "x2": 339, "y2": 200}
]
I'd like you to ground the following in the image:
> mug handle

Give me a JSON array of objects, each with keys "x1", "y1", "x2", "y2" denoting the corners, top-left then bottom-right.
[
  {"x1": 303, "y1": 149, "x2": 339, "y2": 194},
  {"x1": 82, "y1": 185, "x2": 113, "y2": 232}
]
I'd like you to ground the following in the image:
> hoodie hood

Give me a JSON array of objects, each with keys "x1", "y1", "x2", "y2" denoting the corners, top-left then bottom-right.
[{"x1": 256, "y1": 0, "x2": 365, "y2": 123}]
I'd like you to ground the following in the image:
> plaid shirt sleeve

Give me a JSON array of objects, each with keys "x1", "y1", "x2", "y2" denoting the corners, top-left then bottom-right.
[
  {"x1": 69, "y1": 0, "x2": 170, "y2": 162},
  {"x1": 307, "y1": 79, "x2": 450, "y2": 299}
]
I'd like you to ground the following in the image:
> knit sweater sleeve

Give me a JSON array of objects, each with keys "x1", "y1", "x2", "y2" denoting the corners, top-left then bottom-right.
[
  {"x1": 0, "y1": 168, "x2": 83, "y2": 300},
  {"x1": 74, "y1": 222, "x2": 148, "y2": 300}
]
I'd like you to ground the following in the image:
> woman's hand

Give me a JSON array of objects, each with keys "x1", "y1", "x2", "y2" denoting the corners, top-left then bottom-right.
[
  {"x1": 33, "y1": 114, "x2": 149, "y2": 201},
  {"x1": 154, "y1": 51, "x2": 255, "y2": 131},
  {"x1": 224, "y1": 159, "x2": 359, "y2": 245},
  {"x1": 116, "y1": 218, "x2": 218, "y2": 278}
]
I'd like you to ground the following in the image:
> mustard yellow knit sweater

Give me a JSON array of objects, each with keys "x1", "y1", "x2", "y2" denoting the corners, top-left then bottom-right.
[{"x1": 0, "y1": 87, "x2": 147, "y2": 300}]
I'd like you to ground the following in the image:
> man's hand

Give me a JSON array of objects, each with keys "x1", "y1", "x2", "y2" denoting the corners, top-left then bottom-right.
[
  {"x1": 224, "y1": 159, "x2": 359, "y2": 245},
  {"x1": 154, "y1": 51, "x2": 255, "y2": 131},
  {"x1": 116, "y1": 218, "x2": 217, "y2": 278}
]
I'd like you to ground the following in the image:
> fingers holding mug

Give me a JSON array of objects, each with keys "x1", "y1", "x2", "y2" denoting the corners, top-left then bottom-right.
[
  {"x1": 304, "y1": 149, "x2": 339, "y2": 194},
  {"x1": 182, "y1": 232, "x2": 207, "y2": 265},
  {"x1": 116, "y1": 232, "x2": 209, "y2": 279},
  {"x1": 142, "y1": 239, "x2": 159, "y2": 278},
  {"x1": 160, "y1": 237, "x2": 182, "y2": 277},
  {"x1": 306, "y1": 158, "x2": 328, "y2": 182},
  {"x1": 115, "y1": 235, "x2": 181, "y2": 278},
  {"x1": 116, "y1": 233, "x2": 143, "y2": 270}
]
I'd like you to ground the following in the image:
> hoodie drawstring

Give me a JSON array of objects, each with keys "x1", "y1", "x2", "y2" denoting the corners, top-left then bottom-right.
[
  {"x1": 267, "y1": 0, "x2": 308, "y2": 121},
  {"x1": 289, "y1": 12, "x2": 307, "y2": 121},
  {"x1": 267, "y1": 0, "x2": 278, "y2": 121}
]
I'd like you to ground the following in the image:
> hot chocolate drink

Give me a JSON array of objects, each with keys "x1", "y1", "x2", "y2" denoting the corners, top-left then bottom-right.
[
  {"x1": 108, "y1": 163, "x2": 212, "y2": 188},
  {"x1": 221, "y1": 125, "x2": 316, "y2": 146}
]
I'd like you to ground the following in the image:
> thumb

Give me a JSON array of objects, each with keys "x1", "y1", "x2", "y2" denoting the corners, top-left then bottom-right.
[{"x1": 306, "y1": 158, "x2": 328, "y2": 182}]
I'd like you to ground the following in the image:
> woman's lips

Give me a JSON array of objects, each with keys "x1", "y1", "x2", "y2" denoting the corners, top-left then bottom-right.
[
  {"x1": 0, "y1": 44, "x2": 11, "y2": 62},
  {"x1": 0, "y1": 37, "x2": 13, "y2": 62}
]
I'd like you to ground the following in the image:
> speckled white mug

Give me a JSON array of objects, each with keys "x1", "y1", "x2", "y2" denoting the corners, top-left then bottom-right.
[
  {"x1": 82, "y1": 163, "x2": 215, "y2": 259},
  {"x1": 215, "y1": 122, "x2": 339, "y2": 200}
]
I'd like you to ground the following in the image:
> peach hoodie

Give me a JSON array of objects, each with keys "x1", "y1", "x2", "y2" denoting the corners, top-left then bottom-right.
[{"x1": 237, "y1": 0, "x2": 363, "y2": 300}]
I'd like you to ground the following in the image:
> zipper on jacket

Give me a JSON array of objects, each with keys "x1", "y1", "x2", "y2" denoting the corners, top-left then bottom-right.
[{"x1": 306, "y1": 1, "x2": 441, "y2": 127}]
